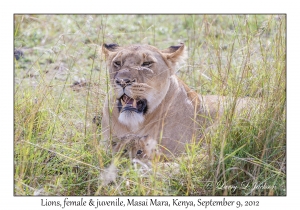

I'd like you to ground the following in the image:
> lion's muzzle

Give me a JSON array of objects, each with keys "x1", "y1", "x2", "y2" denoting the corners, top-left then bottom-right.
[
  {"x1": 115, "y1": 78, "x2": 136, "y2": 88},
  {"x1": 118, "y1": 94, "x2": 147, "y2": 114}
]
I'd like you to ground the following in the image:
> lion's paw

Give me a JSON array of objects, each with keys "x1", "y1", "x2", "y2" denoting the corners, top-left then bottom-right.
[{"x1": 100, "y1": 164, "x2": 118, "y2": 185}]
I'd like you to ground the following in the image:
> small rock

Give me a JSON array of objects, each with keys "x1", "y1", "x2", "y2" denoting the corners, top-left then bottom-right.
[{"x1": 14, "y1": 49, "x2": 24, "y2": 60}]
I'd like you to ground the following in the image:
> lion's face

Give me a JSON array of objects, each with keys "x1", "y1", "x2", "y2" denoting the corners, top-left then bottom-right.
[
  {"x1": 102, "y1": 43, "x2": 186, "y2": 130},
  {"x1": 111, "y1": 134, "x2": 157, "y2": 165}
]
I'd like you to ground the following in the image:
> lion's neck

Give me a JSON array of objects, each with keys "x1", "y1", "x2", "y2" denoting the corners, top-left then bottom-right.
[
  {"x1": 143, "y1": 75, "x2": 199, "y2": 123},
  {"x1": 164, "y1": 75, "x2": 200, "y2": 109}
]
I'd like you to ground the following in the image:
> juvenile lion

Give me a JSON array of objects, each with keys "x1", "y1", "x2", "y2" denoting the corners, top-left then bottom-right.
[
  {"x1": 101, "y1": 43, "x2": 256, "y2": 157},
  {"x1": 101, "y1": 134, "x2": 158, "y2": 184},
  {"x1": 112, "y1": 134, "x2": 158, "y2": 168}
]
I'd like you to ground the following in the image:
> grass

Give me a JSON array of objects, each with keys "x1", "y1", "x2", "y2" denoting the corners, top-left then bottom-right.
[{"x1": 14, "y1": 14, "x2": 286, "y2": 196}]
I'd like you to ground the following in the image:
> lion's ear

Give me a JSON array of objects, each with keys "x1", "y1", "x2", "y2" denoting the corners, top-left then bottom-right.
[
  {"x1": 111, "y1": 136, "x2": 122, "y2": 153},
  {"x1": 140, "y1": 135, "x2": 149, "y2": 142},
  {"x1": 161, "y1": 43, "x2": 186, "y2": 63},
  {"x1": 111, "y1": 136, "x2": 122, "y2": 146},
  {"x1": 102, "y1": 43, "x2": 120, "y2": 57}
]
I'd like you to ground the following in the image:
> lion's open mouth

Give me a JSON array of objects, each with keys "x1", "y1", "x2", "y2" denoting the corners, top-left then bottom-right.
[{"x1": 118, "y1": 94, "x2": 147, "y2": 114}]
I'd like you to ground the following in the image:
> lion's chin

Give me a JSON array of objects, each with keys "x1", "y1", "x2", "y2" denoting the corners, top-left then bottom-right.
[{"x1": 118, "y1": 111, "x2": 145, "y2": 131}]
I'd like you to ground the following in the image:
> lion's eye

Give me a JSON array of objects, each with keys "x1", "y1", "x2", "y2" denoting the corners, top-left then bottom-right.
[
  {"x1": 136, "y1": 150, "x2": 143, "y2": 155},
  {"x1": 141, "y1": 62, "x2": 152, "y2": 67},
  {"x1": 114, "y1": 61, "x2": 121, "y2": 68}
]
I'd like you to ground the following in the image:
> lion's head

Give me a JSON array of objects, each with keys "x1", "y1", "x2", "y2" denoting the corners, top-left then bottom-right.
[
  {"x1": 111, "y1": 134, "x2": 158, "y2": 167},
  {"x1": 102, "y1": 43, "x2": 186, "y2": 131}
]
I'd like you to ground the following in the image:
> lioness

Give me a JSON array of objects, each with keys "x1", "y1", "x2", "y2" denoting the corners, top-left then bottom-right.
[{"x1": 101, "y1": 43, "x2": 255, "y2": 156}]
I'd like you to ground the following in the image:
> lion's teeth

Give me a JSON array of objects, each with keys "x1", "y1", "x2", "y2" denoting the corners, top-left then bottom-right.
[
  {"x1": 121, "y1": 99, "x2": 125, "y2": 106},
  {"x1": 133, "y1": 99, "x2": 137, "y2": 108}
]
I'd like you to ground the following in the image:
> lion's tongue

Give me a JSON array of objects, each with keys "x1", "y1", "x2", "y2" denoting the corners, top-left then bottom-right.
[{"x1": 121, "y1": 95, "x2": 137, "y2": 108}]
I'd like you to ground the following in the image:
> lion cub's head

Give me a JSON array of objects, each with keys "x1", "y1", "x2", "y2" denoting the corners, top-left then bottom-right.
[
  {"x1": 102, "y1": 43, "x2": 186, "y2": 131},
  {"x1": 112, "y1": 134, "x2": 158, "y2": 167}
]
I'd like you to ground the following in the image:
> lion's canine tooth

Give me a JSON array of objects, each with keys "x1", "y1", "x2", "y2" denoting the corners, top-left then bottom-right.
[
  {"x1": 133, "y1": 99, "x2": 137, "y2": 108},
  {"x1": 121, "y1": 98, "x2": 126, "y2": 106}
]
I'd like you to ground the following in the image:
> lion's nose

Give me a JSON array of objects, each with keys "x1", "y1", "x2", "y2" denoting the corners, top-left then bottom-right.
[{"x1": 115, "y1": 78, "x2": 136, "y2": 88}]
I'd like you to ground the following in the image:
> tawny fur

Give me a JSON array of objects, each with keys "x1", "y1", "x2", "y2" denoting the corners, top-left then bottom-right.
[
  {"x1": 101, "y1": 43, "x2": 258, "y2": 157},
  {"x1": 101, "y1": 134, "x2": 158, "y2": 184}
]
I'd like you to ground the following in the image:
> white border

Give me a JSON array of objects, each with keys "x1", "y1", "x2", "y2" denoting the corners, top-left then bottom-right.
[{"x1": 2, "y1": 0, "x2": 298, "y2": 209}]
